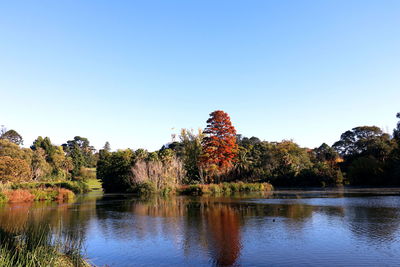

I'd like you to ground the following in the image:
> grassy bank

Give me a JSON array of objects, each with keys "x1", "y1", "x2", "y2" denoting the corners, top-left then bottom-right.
[
  {"x1": 11, "y1": 181, "x2": 90, "y2": 194},
  {"x1": 0, "y1": 180, "x2": 92, "y2": 204},
  {"x1": 0, "y1": 224, "x2": 89, "y2": 267},
  {"x1": 178, "y1": 182, "x2": 273, "y2": 195},
  {"x1": 86, "y1": 179, "x2": 103, "y2": 192},
  {"x1": 131, "y1": 182, "x2": 273, "y2": 196},
  {"x1": 0, "y1": 188, "x2": 75, "y2": 203}
]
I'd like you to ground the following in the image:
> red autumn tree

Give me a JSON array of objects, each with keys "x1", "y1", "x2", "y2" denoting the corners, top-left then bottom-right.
[{"x1": 200, "y1": 110, "x2": 238, "y2": 178}]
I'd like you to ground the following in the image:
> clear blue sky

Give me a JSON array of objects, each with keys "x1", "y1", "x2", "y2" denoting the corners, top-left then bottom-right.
[{"x1": 1, "y1": 0, "x2": 399, "y2": 151}]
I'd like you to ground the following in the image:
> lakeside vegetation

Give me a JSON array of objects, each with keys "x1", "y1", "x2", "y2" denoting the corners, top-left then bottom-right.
[
  {"x1": 0, "y1": 224, "x2": 88, "y2": 267},
  {"x1": 0, "y1": 130, "x2": 94, "y2": 203},
  {"x1": 178, "y1": 182, "x2": 273, "y2": 196},
  {"x1": 1, "y1": 110, "x2": 400, "y2": 198},
  {"x1": 97, "y1": 111, "x2": 400, "y2": 194},
  {"x1": 0, "y1": 181, "x2": 89, "y2": 204}
]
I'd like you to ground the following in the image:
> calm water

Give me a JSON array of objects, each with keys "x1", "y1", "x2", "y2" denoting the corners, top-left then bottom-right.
[{"x1": 1, "y1": 188, "x2": 400, "y2": 266}]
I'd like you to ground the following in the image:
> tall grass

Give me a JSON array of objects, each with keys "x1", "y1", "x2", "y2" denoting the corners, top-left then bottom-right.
[
  {"x1": 131, "y1": 158, "x2": 186, "y2": 194},
  {"x1": 0, "y1": 223, "x2": 88, "y2": 267},
  {"x1": 0, "y1": 188, "x2": 75, "y2": 203},
  {"x1": 130, "y1": 181, "x2": 273, "y2": 196},
  {"x1": 178, "y1": 182, "x2": 273, "y2": 196},
  {"x1": 11, "y1": 181, "x2": 89, "y2": 194}
]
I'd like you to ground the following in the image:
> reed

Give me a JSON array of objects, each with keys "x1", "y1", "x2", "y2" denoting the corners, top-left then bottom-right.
[
  {"x1": 177, "y1": 182, "x2": 273, "y2": 196},
  {"x1": 0, "y1": 223, "x2": 89, "y2": 267}
]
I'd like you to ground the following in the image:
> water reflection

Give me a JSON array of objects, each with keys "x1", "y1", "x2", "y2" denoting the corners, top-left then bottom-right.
[{"x1": 1, "y1": 189, "x2": 400, "y2": 266}]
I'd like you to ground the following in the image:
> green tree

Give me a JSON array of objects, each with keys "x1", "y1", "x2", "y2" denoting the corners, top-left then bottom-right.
[
  {"x1": 0, "y1": 129, "x2": 23, "y2": 145},
  {"x1": 70, "y1": 143, "x2": 85, "y2": 179},
  {"x1": 388, "y1": 113, "x2": 400, "y2": 184},
  {"x1": 0, "y1": 156, "x2": 32, "y2": 183},
  {"x1": 31, "y1": 137, "x2": 56, "y2": 163},
  {"x1": 236, "y1": 135, "x2": 261, "y2": 149},
  {"x1": 179, "y1": 129, "x2": 203, "y2": 183},
  {"x1": 333, "y1": 126, "x2": 397, "y2": 186},
  {"x1": 158, "y1": 148, "x2": 175, "y2": 163},
  {"x1": 147, "y1": 152, "x2": 159, "y2": 162},
  {"x1": 62, "y1": 136, "x2": 96, "y2": 167},
  {"x1": 63, "y1": 136, "x2": 96, "y2": 178},
  {"x1": 297, "y1": 162, "x2": 343, "y2": 187},
  {"x1": 31, "y1": 137, "x2": 70, "y2": 179},
  {"x1": 332, "y1": 126, "x2": 391, "y2": 158},
  {"x1": 313, "y1": 143, "x2": 339, "y2": 163},
  {"x1": 133, "y1": 149, "x2": 149, "y2": 162},
  {"x1": 248, "y1": 140, "x2": 312, "y2": 185},
  {"x1": 0, "y1": 139, "x2": 32, "y2": 163},
  {"x1": 394, "y1": 112, "x2": 400, "y2": 143},
  {"x1": 31, "y1": 148, "x2": 52, "y2": 180},
  {"x1": 234, "y1": 147, "x2": 252, "y2": 179},
  {"x1": 347, "y1": 156, "x2": 385, "y2": 185},
  {"x1": 97, "y1": 149, "x2": 134, "y2": 193},
  {"x1": 103, "y1": 141, "x2": 111, "y2": 152}
]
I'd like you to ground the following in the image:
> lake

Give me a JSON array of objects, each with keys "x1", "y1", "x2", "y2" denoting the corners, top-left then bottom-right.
[{"x1": 1, "y1": 188, "x2": 400, "y2": 266}]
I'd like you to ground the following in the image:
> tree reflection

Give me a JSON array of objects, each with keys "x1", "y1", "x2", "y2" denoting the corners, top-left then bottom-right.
[
  {"x1": 2, "y1": 191, "x2": 400, "y2": 266},
  {"x1": 205, "y1": 203, "x2": 241, "y2": 266},
  {"x1": 345, "y1": 205, "x2": 400, "y2": 243},
  {"x1": 0, "y1": 192, "x2": 101, "y2": 244}
]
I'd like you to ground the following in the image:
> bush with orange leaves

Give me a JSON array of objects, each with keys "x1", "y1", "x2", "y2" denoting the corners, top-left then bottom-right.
[
  {"x1": 55, "y1": 188, "x2": 75, "y2": 201},
  {"x1": 4, "y1": 189, "x2": 35, "y2": 203},
  {"x1": 0, "y1": 188, "x2": 75, "y2": 203}
]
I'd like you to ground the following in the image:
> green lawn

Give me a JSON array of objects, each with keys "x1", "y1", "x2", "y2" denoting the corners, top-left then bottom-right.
[{"x1": 86, "y1": 179, "x2": 103, "y2": 191}]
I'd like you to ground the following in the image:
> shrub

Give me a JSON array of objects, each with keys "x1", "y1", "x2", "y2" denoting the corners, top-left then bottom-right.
[
  {"x1": 0, "y1": 192, "x2": 8, "y2": 202},
  {"x1": 132, "y1": 182, "x2": 156, "y2": 195},
  {"x1": 56, "y1": 189, "x2": 75, "y2": 202},
  {"x1": 12, "y1": 181, "x2": 89, "y2": 194},
  {"x1": 208, "y1": 184, "x2": 221, "y2": 194},
  {"x1": 179, "y1": 185, "x2": 204, "y2": 195},
  {"x1": 160, "y1": 186, "x2": 175, "y2": 196},
  {"x1": 0, "y1": 182, "x2": 11, "y2": 192},
  {"x1": 297, "y1": 163, "x2": 344, "y2": 187},
  {"x1": 54, "y1": 181, "x2": 89, "y2": 194},
  {"x1": 229, "y1": 182, "x2": 240, "y2": 192},
  {"x1": 178, "y1": 182, "x2": 273, "y2": 196},
  {"x1": 222, "y1": 183, "x2": 232, "y2": 193},
  {"x1": 30, "y1": 188, "x2": 58, "y2": 201},
  {"x1": 0, "y1": 187, "x2": 75, "y2": 203},
  {"x1": 4, "y1": 189, "x2": 35, "y2": 203},
  {"x1": 78, "y1": 167, "x2": 96, "y2": 181}
]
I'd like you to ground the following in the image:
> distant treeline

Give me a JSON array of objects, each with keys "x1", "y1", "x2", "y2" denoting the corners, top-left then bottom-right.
[
  {"x1": 97, "y1": 111, "x2": 400, "y2": 193},
  {"x1": 0, "y1": 128, "x2": 97, "y2": 183},
  {"x1": 1, "y1": 111, "x2": 400, "y2": 192}
]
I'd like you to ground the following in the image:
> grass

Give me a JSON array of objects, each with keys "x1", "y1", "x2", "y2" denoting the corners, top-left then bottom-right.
[
  {"x1": 178, "y1": 182, "x2": 273, "y2": 196},
  {"x1": 11, "y1": 181, "x2": 90, "y2": 194},
  {"x1": 0, "y1": 179, "x2": 97, "y2": 204},
  {"x1": 0, "y1": 224, "x2": 89, "y2": 267},
  {"x1": 0, "y1": 187, "x2": 76, "y2": 204},
  {"x1": 86, "y1": 179, "x2": 103, "y2": 192},
  {"x1": 130, "y1": 181, "x2": 274, "y2": 196}
]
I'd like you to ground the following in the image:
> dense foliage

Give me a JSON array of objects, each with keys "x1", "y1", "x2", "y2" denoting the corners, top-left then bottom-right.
[
  {"x1": 97, "y1": 110, "x2": 400, "y2": 192},
  {"x1": 2, "y1": 110, "x2": 400, "y2": 194},
  {"x1": 0, "y1": 130, "x2": 96, "y2": 185},
  {"x1": 62, "y1": 136, "x2": 97, "y2": 178}
]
